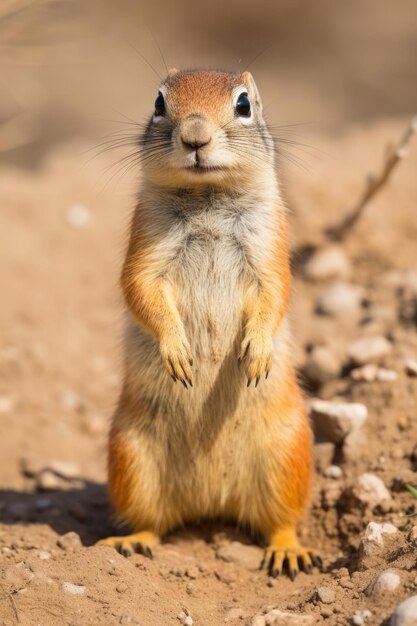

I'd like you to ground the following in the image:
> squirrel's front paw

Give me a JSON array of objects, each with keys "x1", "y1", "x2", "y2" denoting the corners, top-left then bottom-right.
[
  {"x1": 160, "y1": 332, "x2": 193, "y2": 388},
  {"x1": 239, "y1": 330, "x2": 273, "y2": 387}
]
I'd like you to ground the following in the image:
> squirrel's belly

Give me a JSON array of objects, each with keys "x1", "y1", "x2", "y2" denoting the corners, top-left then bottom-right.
[{"x1": 175, "y1": 240, "x2": 245, "y2": 366}]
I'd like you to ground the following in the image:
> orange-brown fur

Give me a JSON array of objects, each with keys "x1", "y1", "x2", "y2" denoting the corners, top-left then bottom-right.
[{"x1": 98, "y1": 68, "x2": 316, "y2": 576}]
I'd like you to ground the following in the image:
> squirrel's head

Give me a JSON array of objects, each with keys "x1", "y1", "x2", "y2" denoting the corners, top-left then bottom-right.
[{"x1": 140, "y1": 69, "x2": 275, "y2": 189}]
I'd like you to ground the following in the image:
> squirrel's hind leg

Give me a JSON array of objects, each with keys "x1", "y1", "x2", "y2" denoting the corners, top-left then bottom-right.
[{"x1": 96, "y1": 402, "x2": 165, "y2": 559}]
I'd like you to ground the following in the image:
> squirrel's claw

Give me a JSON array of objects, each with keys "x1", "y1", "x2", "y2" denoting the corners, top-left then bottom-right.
[
  {"x1": 239, "y1": 334, "x2": 273, "y2": 388},
  {"x1": 96, "y1": 532, "x2": 158, "y2": 560},
  {"x1": 162, "y1": 340, "x2": 193, "y2": 388},
  {"x1": 261, "y1": 546, "x2": 321, "y2": 579}
]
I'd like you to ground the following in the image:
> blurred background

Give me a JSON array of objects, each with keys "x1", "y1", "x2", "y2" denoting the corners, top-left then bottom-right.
[{"x1": 1, "y1": 0, "x2": 417, "y2": 169}]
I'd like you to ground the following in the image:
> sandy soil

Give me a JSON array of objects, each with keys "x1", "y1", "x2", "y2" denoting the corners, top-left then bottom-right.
[{"x1": 0, "y1": 119, "x2": 417, "y2": 625}]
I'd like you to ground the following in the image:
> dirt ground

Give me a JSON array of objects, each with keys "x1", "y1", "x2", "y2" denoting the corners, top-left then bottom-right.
[{"x1": 1, "y1": 118, "x2": 417, "y2": 625}]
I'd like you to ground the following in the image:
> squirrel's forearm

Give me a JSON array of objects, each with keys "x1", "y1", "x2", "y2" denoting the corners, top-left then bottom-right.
[{"x1": 121, "y1": 268, "x2": 182, "y2": 341}]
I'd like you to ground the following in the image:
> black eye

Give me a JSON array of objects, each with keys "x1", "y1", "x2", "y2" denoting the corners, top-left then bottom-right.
[
  {"x1": 154, "y1": 92, "x2": 165, "y2": 116},
  {"x1": 236, "y1": 92, "x2": 251, "y2": 117}
]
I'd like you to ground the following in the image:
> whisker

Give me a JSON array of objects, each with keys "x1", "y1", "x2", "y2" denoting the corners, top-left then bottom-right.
[{"x1": 130, "y1": 44, "x2": 163, "y2": 81}]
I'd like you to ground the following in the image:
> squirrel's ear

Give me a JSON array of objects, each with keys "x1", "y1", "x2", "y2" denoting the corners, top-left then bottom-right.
[
  {"x1": 168, "y1": 67, "x2": 179, "y2": 78},
  {"x1": 241, "y1": 71, "x2": 263, "y2": 115}
]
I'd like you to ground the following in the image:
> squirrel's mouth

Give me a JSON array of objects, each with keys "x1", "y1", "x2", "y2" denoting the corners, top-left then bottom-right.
[{"x1": 183, "y1": 164, "x2": 225, "y2": 174}]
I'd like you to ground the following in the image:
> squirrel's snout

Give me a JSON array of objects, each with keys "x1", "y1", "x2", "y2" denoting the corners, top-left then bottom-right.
[{"x1": 180, "y1": 117, "x2": 213, "y2": 151}]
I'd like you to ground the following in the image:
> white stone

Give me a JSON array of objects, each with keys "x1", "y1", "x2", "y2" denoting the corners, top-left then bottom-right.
[
  {"x1": 325, "y1": 465, "x2": 343, "y2": 479},
  {"x1": 62, "y1": 582, "x2": 86, "y2": 595},
  {"x1": 66, "y1": 204, "x2": 91, "y2": 229},
  {"x1": 391, "y1": 595, "x2": 417, "y2": 626},
  {"x1": 351, "y1": 610, "x2": 373, "y2": 625},
  {"x1": 38, "y1": 551, "x2": 51, "y2": 560},
  {"x1": 367, "y1": 569, "x2": 401, "y2": 596},
  {"x1": 350, "y1": 364, "x2": 397, "y2": 382},
  {"x1": 177, "y1": 612, "x2": 193, "y2": 626},
  {"x1": 351, "y1": 473, "x2": 391, "y2": 508},
  {"x1": 361, "y1": 522, "x2": 399, "y2": 556},
  {"x1": 377, "y1": 368, "x2": 398, "y2": 381},
  {"x1": 304, "y1": 246, "x2": 351, "y2": 281},
  {"x1": 261, "y1": 610, "x2": 315, "y2": 626},
  {"x1": 316, "y1": 283, "x2": 363, "y2": 315},
  {"x1": 347, "y1": 336, "x2": 392, "y2": 366},
  {"x1": 405, "y1": 359, "x2": 417, "y2": 376},
  {"x1": 309, "y1": 399, "x2": 368, "y2": 444}
]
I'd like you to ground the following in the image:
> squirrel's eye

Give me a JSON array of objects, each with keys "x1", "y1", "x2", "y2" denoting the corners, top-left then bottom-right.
[
  {"x1": 154, "y1": 92, "x2": 165, "y2": 117},
  {"x1": 236, "y1": 93, "x2": 251, "y2": 117}
]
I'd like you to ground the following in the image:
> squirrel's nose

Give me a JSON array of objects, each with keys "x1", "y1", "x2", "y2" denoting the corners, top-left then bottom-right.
[{"x1": 180, "y1": 117, "x2": 212, "y2": 150}]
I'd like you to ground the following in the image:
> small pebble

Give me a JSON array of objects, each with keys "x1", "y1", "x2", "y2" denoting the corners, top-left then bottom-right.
[
  {"x1": 254, "y1": 609, "x2": 315, "y2": 625},
  {"x1": 360, "y1": 521, "x2": 398, "y2": 558},
  {"x1": 186, "y1": 566, "x2": 199, "y2": 579},
  {"x1": 350, "y1": 364, "x2": 397, "y2": 382},
  {"x1": 62, "y1": 582, "x2": 86, "y2": 595},
  {"x1": 324, "y1": 465, "x2": 343, "y2": 479},
  {"x1": 391, "y1": 595, "x2": 417, "y2": 625},
  {"x1": 309, "y1": 399, "x2": 368, "y2": 444},
  {"x1": 116, "y1": 582, "x2": 127, "y2": 593},
  {"x1": 304, "y1": 246, "x2": 351, "y2": 281},
  {"x1": 397, "y1": 417, "x2": 409, "y2": 431},
  {"x1": 347, "y1": 336, "x2": 392, "y2": 366},
  {"x1": 405, "y1": 359, "x2": 417, "y2": 376},
  {"x1": 316, "y1": 283, "x2": 363, "y2": 316},
  {"x1": 349, "y1": 473, "x2": 391, "y2": 509},
  {"x1": 57, "y1": 531, "x2": 82, "y2": 552},
  {"x1": 38, "y1": 551, "x2": 51, "y2": 560},
  {"x1": 177, "y1": 611, "x2": 193, "y2": 626},
  {"x1": 317, "y1": 586, "x2": 336, "y2": 604},
  {"x1": 366, "y1": 569, "x2": 401, "y2": 597},
  {"x1": 351, "y1": 610, "x2": 372, "y2": 625}
]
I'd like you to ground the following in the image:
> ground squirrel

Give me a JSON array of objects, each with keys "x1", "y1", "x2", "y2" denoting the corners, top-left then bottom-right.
[{"x1": 97, "y1": 68, "x2": 319, "y2": 578}]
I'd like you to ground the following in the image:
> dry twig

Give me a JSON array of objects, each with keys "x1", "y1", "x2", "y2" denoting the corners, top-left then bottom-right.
[
  {"x1": 7, "y1": 592, "x2": 20, "y2": 623},
  {"x1": 325, "y1": 115, "x2": 417, "y2": 241}
]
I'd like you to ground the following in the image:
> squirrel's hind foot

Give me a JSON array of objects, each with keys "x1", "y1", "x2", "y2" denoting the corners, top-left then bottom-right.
[
  {"x1": 260, "y1": 527, "x2": 322, "y2": 580},
  {"x1": 96, "y1": 530, "x2": 159, "y2": 559}
]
